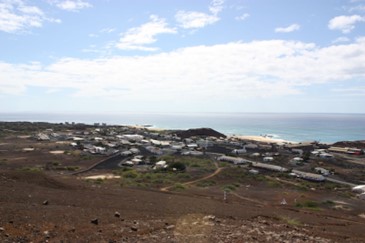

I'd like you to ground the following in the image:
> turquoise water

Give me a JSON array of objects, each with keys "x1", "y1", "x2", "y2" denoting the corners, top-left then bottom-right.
[{"x1": 1, "y1": 112, "x2": 364, "y2": 143}]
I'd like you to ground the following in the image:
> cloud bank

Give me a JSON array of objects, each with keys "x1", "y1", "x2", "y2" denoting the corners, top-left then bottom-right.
[{"x1": 1, "y1": 39, "x2": 365, "y2": 104}]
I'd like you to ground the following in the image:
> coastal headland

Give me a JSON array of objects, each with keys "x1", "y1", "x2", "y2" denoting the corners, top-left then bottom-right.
[{"x1": 1, "y1": 121, "x2": 365, "y2": 242}]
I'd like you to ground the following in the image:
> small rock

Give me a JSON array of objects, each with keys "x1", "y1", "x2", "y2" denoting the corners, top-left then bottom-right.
[
  {"x1": 130, "y1": 226, "x2": 138, "y2": 231},
  {"x1": 165, "y1": 225, "x2": 175, "y2": 230},
  {"x1": 44, "y1": 230, "x2": 50, "y2": 238},
  {"x1": 91, "y1": 218, "x2": 99, "y2": 225},
  {"x1": 43, "y1": 200, "x2": 49, "y2": 205},
  {"x1": 114, "y1": 211, "x2": 120, "y2": 218},
  {"x1": 203, "y1": 215, "x2": 216, "y2": 221},
  {"x1": 0, "y1": 227, "x2": 4, "y2": 232}
]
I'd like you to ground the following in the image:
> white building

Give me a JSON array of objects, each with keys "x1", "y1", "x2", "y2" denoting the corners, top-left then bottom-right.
[
  {"x1": 314, "y1": 167, "x2": 330, "y2": 176},
  {"x1": 251, "y1": 162, "x2": 288, "y2": 172},
  {"x1": 154, "y1": 161, "x2": 168, "y2": 170},
  {"x1": 352, "y1": 185, "x2": 365, "y2": 194},
  {"x1": 263, "y1": 156, "x2": 274, "y2": 162},
  {"x1": 218, "y1": 156, "x2": 248, "y2": 165},
  {"x1": 292, "y1": 170, "x2": 325, "y2": 182}
]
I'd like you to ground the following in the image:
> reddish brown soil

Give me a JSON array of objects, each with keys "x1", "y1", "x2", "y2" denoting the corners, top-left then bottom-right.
[{"x1": 1, "y1": 170, "x2": 365, "y2": 242}]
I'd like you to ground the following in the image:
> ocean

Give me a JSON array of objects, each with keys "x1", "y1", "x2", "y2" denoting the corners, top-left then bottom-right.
[{"x1": 1, "y1": 112, "x2": 364, "y2": 143}]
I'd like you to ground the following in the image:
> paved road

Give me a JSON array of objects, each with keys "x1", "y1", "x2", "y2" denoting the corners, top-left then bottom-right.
[
  {"x1": 71, "y1": 154, "x2": 124, "y2": 175},
  {"x1": 325, "y1": 177, "x2": 356, "y2": 187}
]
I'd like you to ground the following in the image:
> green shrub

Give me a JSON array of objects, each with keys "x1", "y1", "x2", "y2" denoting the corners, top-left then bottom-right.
[
  {"x1": 169, "y1": 162, "x2": 186, "y2": 171},
  {"x1": 19, "y1": 166, "x2": 42, "y2": 172},
  {"x1": 197, "y1": 180, "x2": 216, "y2": 187},
  {"x1": 66, "y1": 166, "x2": 79, "y2": 171},
  {"x1": 222, "y1": 184, "x2": 237, "y2": 191},
  {"x1": 281, "y1": 216, "x2": 301, "y2": 226},
  {"x1": 123, "y1": 170, "x2": 139, "y2": 179},
  {"x1": 296, "y1": 200, "x2": 319, "y2": 209},
  {"x1": 172, "y1": 183, "x2": 186, "y2": 191}
]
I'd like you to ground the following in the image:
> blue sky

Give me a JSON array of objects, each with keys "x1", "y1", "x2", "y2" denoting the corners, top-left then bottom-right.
[{"x1": 0, "y1": 0, "x2": 365, "y2": 113}]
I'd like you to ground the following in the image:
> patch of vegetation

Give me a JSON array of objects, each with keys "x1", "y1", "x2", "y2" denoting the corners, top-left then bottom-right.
[
  {"x1": 168, "y1": 161, "x2": 186, "y2": 171},
  {"x1": 172, "y1": 183, "x2": 186, "y2": 191},
  {"x1": 218, "y1": 162, "x2": 230, "y2": 167},
  {"x1": 338, "y1": 191, "x2": 353, "y2": 199},
  {"x1": 324, "y1": 182, "x2": 339, "y2": 190},
  {"x1": 80, "y1": 154, "x2": 93, "y2": 160},
  {"x1": 19, "y1": 166, "x2": 43, "y2": 172},
  {"x1": 267, "y1": 180, "x2": 281, "y2": 188},
  {"x1": 177, "y1": 173, "x2": 191, "y2": 179},
  {"x1": 65, "y1": 166, "x2": 80, "y2": 171},
  {"x1": 295, "y1": 182, "x2": 310, "y2": 191},
  {"x1": 161, "y1": 155, "x2": 215, "y2": 172},
  {"x1": 280, "y1": 216, "x2": 301, "y2": 226},
  {"x1": 222, "y1": 184, "x2": 239, "y2": 191},
  {"x1": 123, "y1": 170, "x2": 139, "y2": 178},
  {"x1": 295, "y1": 200, "x2": 321, "y2": 210},
  {"x1": 322, "y1": 200, "x2": 335, "y2": 206},
  {"x1": 197, "y1": 180, "x2": 216, "y2": 187},
  {"x1": 95, "y1": 178, "x2": 104, "y2": 184},
  {"x1": 52, "y1": 161, "x2": 61, "y2": 166}
]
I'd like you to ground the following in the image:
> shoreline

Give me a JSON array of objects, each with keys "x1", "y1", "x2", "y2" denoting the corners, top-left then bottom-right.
[
  {"x1": 0, "y1": 120, "x2": 362, "y2": 144},
  {"x1": 230, "y1": 135, "x2": 299, "y2": 145}
]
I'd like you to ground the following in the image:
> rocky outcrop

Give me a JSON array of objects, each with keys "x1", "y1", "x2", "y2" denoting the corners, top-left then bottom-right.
[{"x1": 173, "y1": 128, "x2": 226, "y2": 139}]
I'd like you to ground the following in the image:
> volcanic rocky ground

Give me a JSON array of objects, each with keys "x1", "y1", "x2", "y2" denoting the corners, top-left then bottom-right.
[{"x1": 1, "y1": 169, "x2": 365, "y2": 243}]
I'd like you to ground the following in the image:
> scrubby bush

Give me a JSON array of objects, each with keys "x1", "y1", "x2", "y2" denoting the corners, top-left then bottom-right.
[
  {"x1": 173, "y1": 183, "x2": 186, "y2": 191},
  {"x1": 123, "y1": 170, "x2": 139, "y2": 179},
  {"x1": 169, "y1": 162, "x2": 186, "y2": 171}
]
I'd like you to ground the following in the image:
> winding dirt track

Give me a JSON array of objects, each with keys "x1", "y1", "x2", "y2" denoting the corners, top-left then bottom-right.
[{"x1": 160, "y1": 162, "x2": 223, "y2": 192}]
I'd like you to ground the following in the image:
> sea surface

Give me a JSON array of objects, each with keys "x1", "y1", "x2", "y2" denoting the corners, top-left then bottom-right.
[{"x1": 1, "y1": 112, "x2": 364, "y2": 143}]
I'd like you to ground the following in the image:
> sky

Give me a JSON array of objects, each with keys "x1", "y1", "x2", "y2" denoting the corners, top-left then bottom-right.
[{"x1": 0, "y1": 0, "x2": 365, "y2": 114}]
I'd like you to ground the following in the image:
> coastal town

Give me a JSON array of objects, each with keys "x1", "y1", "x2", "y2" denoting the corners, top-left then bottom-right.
[
  {"x1": 1, "y1": 121, "x2": 365, "y2": 242},
  {"x1": 4, "y1": 121, "x2": 364, "y2": 185}
]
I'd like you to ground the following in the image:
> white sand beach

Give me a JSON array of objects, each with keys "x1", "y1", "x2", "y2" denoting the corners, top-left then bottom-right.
[{"x1": 231, "y1": 135, "x2": 298, "y2": 145}]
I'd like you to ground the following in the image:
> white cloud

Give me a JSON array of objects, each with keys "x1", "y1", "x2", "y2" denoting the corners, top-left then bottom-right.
[
  {"x1": 328, "y1": 15, "x2": 365, "y2": 33},
  {"x1": 1, "y1": 38, "x2": 365, "y2": 104},
  {"x1": 275, "y1": 24, "x2": 300, "y2": 33},
  {"x1": 331, "y1": 86, "x2": 365, "y2": 96},
  {"x1": 209, "y1": 0, "x2": 225, "y2": 15},
  {"x1": 54, "y1": 0, "x2": 92, "y2": 12},
  {"x1": 175, "y1": 11, "x2": 219, "y2": 29},
  {"x1": 348, "y1": 5, "x2": 365, "y2": 12},
  {"x1": 235, "y1": 13, "x2": 250, "y2": 21},
  {"x1": 332, "y1": 36, "x2": 351, "y2": 43},
  {"x1": 175, "y1": 0, "x2": 224, "y2": 29},
  {"x1": 100, "y1": 27, "x2": 116, "y2": 33},
  {"x1": 116, "y1": 15, "x2": 176, "y2": 51},
  {"x1": 0, "y1": 0, "x2": 60, "y2": 33}
]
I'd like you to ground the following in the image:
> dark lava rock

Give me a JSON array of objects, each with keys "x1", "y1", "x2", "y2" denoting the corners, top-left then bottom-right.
[
  {"x1": 332, "y1": 140, "x2": 365, "y2": 149},
  {"x1": 173, "y1": 128, "x2": 226, "y2": 139},
  {"x1": 91, "y1": 218, "x2": 99, "y2": 225}
]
